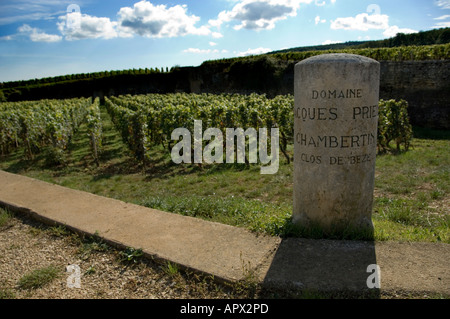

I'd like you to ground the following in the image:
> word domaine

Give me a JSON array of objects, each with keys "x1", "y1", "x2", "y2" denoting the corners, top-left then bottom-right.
[
  {"x1": 171, "y1": 120, "x2": 279, "y2": 174},
  {"x1": 312, "y1": 88, "x2": 363, "y2": 100}
]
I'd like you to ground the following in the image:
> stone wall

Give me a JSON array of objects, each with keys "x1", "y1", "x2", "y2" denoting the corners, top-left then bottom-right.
[
  {"x1": 5, "y1": 59, "x2": 449, "y2": 129},
  {"x1": 186, "y1": 59, "x2": 450, "y2": 129},
  {"x1": 379, "y1": 60, "x2": 450, "y2": 129}
]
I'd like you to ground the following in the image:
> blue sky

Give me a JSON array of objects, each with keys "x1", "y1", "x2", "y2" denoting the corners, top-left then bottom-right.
[{"x1": 0, "y1": 0, "x2": 449, "y2": 82}]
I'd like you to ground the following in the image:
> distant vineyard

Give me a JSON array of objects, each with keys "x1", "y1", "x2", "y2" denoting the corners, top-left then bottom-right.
[
  {"x1": 270, "y1": 43, "x2": 450, "y2": 62},
  {"x1": 105, "y1": 93, "x2": 294, "y2": 164},
  {"x1": 0, "y1": 97, "x2": 101, "y2": 164},
  {"x1": 105, "y1": 93, "x2": 412, "y2": 165},
  {"x1": 0, "y1": 94, "x2": 412, "y2": 167},
  {"x1": 204, "y1": 43, "x2": 450, "y2": 66}
]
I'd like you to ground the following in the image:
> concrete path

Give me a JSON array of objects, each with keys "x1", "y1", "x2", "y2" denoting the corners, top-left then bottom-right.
[{"x1": 0, "y1": 170, "x2": 448, "y2": 297}]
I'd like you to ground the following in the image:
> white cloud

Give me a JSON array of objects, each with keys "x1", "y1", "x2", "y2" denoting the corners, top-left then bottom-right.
[
  {"x1": 330, "y1": 10, "x2": 418, "y2": 39},
  {"x1": 0, "y1": 12, "x2": 58, "y2": 26},
  {"x1": 211, "y1": 31, "x2": 224, "y2": 38},
  {"x1": 0, "y1": 35, "x2": 13, "y2": 41},
  {"x1": 433, "y1": 14, "x2": 450, "y2": 28},
  {"x1": 435, "y1": 0, "x2": 450, "y2": 9},
  {"x1": 209, "y1": 0, "x2": 313, "y2": 31},
  {"x1": 57, "y1": 12, "x2": 118, "y2": 40},
  {"x1": 55, "y1": 1, "x2": 220, "y2": 40},
  {"x1": 434, "y1": 21, "x2": 450, "y2": 28},
  {"x1": 331, "y1": 13, "x2": 389, "y2": 31},
  {"x1": 383, "y1": 25, "x2": 418, "y2": 38},
  {"x1": 237, "y1": 47, "x2": 272, "y2": 56},
  {"x1": 322, "y1": 39, "x2": 342, "y2": 45},
  {"x1": 183, "y1": 48, "x2": 220, "y2": 54},
  {"x1": 18, "y1": 24, "x2": 62, "y2": 42},
  {"x1": 435, "y1": 15, "x2": 450, "y2": 20},
  {"x1": 209, "y1": 41, "x2": 218, "y2": 46},
  {"x1": 208, "y1": 18, "x2": 223, "y2": 28},
  {"x1": 30, "y1": 31, "x2": 62, "y2": 42},
  {"x1": 315, "y1": 15, "x2": 326, "y2": 25},
  {"x1": 315, "y1": 0, "x2": 338, "y2": 6},
  {"x1": 117, "y1": 1, "x2": 211, "y2": 38},
  {"x1": 0, "y1": 0, "x2": 73, "y2": 25}
]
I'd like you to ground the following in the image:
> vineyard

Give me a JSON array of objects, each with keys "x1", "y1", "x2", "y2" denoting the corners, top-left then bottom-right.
[
  {"x1": 0, "y1": 93, "x2": 412, "y2": 169},
  {"x1": 1, "y1": 94, "x2": 448, "y2": 244},
  {"x1": 0, "y1": 97, "x2": 101, "y2": 165},
  {"x1": 270, "y1": 43, "x2": 450, "y2": 62},
  {"x1": 105, "y1": 93, "x2": 293, "y2": 165},
  {"x1": 203, "y1": 43, "x2": 450, "y2": 67}
]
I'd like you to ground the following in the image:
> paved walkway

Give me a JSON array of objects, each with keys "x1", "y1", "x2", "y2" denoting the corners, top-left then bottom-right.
[{"x1": 0, "y1": 170, "x2": 448, "y2": 296}]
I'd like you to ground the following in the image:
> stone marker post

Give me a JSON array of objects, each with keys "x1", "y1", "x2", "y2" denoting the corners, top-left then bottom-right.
[{"x1": 293, "y1": 53, "x2": 380, "y2": 233}]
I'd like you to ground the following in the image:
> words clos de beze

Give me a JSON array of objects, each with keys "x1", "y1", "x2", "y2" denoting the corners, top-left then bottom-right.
[{"x1": 295, "y1": 88, "x2": 378, "y2": 166}]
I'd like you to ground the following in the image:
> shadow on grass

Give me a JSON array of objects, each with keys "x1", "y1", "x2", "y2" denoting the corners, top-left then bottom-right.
[
  {"x1": 1, "y1": 148, "x2": 67, "y2": 174},
  {"x1": 141, "y1": 158, "x2": 257, "y2": 181},
  {"x1": 2, "y1": 158, "x2": 34, "y2": 174},
  {"x1": 98, "y1": 146, "x2": 126, "y2": 162}
]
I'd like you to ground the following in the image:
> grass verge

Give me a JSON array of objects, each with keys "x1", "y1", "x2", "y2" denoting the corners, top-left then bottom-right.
[{"x1": 0, "y1": 208, "x2": 13, "y2": 229}]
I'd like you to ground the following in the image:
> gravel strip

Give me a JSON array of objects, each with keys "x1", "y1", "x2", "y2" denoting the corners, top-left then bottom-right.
[{"x1": 0, "y1": 213, "x2": 245, "y2": 299}]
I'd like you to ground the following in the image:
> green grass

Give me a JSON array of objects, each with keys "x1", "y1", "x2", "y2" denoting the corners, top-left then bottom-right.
[
  {"x1": 0, "y1": 106, "x2": 448, "y2": 243},
  {"x1": 119, "y1": 247, "x2": 144, "y2": 265},
  {"x1": 0, "y1": 208, "x2": 13, "y2": 229},
  {"x1": 17, "y1": 265, "x2": 61, "y2": 290},
  {"x1": 0, "y1": 286, "x2": 16, "y2": 299},
  {"x1": 76, "y1": 232, "x2": 110, "y2": 261},
  {"x1": 47, "y1": 225, "x2": 70, "y2": 238},
  {"x1": 140, "y1": 195, "x2": 292, "y2": 235},
  {"x1": 163, "y1": 261, "x2": 180, "y2": 278},
  {"x1": 370, "y1": 134, "x2": 449, "y2": 242},
  {"x1": 373, "y1": 197, "x2": 449, "y2": 242}
]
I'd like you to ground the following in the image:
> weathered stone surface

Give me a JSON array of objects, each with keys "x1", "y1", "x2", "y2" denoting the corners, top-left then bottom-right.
[{"x1": 293, "y1": 53, "x2": 380, "y2": 232}]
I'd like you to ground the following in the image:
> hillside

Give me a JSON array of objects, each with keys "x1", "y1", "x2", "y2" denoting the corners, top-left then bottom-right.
[{"x1": 270, "y1": 27, "x2": 450, "y2": 53}]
